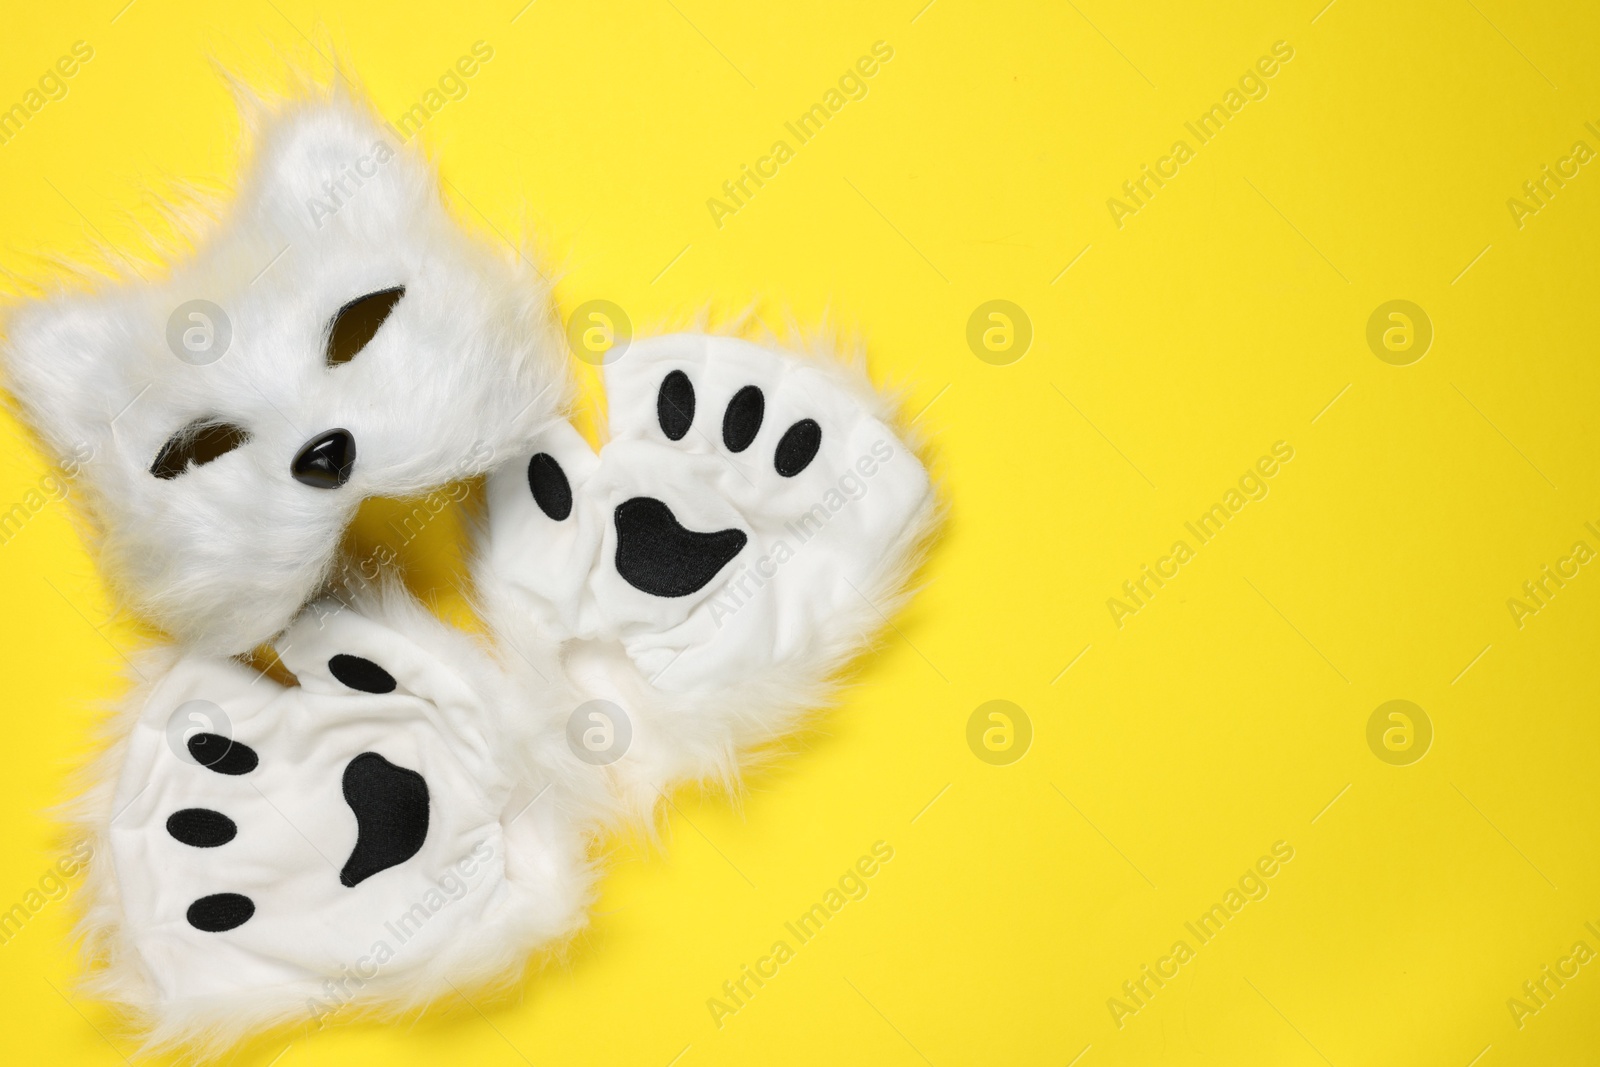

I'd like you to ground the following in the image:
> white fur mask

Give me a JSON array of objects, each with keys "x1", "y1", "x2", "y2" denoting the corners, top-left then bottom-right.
[{"x1": 1, "y1": 98, "x2": 565, "y2": 653}]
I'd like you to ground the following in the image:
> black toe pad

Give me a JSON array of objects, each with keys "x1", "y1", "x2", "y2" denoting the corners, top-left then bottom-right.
[
  {"x1": 167, "y1": 808, "x2": 237, "y2": 848},
  {"x1": 187, "y1": 892, "x2": 254, "y2": 932},
  {"x1": 187, "y1": 733, "x2": 258, "y2": 776},
  {"x1": 328, "y1": 654, "x2": 397, "y2": 694}
]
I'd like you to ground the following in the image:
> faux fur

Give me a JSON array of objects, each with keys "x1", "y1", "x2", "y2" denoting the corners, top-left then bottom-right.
[
  {"x1": 475, "y1": 332, "x2": 940, "y2": 822},
  {"x1": 69, "y1": 333, "x2": 936, "y2": 1057},
  {"x1": 71, "y1": 583, "x2": 612, "y2": 1059},
  {"x1": 21, "y1": 84, "x2": 940, "y2": 1059},
  {"x1": 0, "y1": 94, "x2": 566, "y2": 654}
]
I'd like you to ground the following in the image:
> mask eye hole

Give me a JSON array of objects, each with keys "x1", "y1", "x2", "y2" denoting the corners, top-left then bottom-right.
[
  {"x1": 325, "y1": 286, "x2": 404, "y2": 367},
  {"x1": 151, "y1": 419, "x2": 251, "y2": 480}
]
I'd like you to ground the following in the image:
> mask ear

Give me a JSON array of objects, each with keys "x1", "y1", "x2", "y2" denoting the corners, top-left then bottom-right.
[
  {"x1": 272, "y1": 592, "x2": 508, "y2": 768},
  {"x1": 1, "y1": 285, "x2": 155, "y2": 468},
  {"x1": 237, "y1": 98, "x2": 422, "y2": 246}
]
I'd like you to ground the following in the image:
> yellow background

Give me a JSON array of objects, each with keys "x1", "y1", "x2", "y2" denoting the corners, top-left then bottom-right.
[{"x1": 2, "y1": 0, "x2": 1599, "y2": 1063}]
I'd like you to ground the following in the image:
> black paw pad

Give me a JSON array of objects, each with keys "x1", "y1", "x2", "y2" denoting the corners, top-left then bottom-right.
[
  {"x1": 774, "y1": 419, "x2": 822, "y2": 477},
  {"x1": 167, "y1": 808, "x2": 237, "y2": 848},
  {"x1": 187, "y1": 892, "x2": 254, "y2": 932},
  {"x1": 528, "y1": 452, "x2": 573, "y2": 520},
  {"x1": 657, "y1": 370, "x2": 696, "y2": 440},
  {"x1": 340, "y1": 752, "x2": 430, "y2": 888},
  {"x1": 614, "y1": 497, "x2": 747, "y2": 597},
  {"x1": 328, "y1": 654, "x2": 397, "y2": 694},
  {"x1": 188, "y1": 733, "x2": 258, "y2": 775},
  {"x1": 721, "y1": 385, "x2": 765, "y2": 453}
]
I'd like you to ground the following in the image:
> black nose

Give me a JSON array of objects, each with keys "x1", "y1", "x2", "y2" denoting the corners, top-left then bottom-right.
[{"x1": 291, "y1": 429, "x2": 356, "y2": 489}]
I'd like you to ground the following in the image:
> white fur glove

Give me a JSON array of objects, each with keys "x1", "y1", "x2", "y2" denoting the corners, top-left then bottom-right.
[
  {"x1": 476, "y1": 334, "x2": 936, "y2": 816},
  {"x1": 83, "y1": 590, "x2": 599, "y2": 1055}
]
